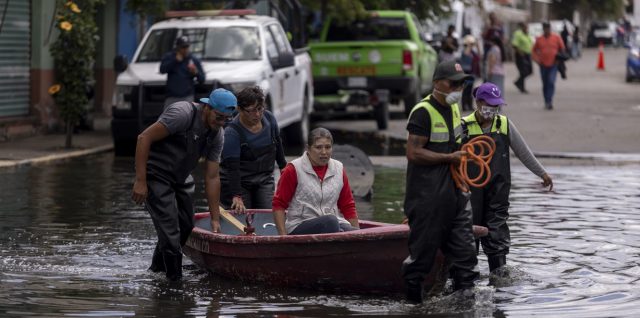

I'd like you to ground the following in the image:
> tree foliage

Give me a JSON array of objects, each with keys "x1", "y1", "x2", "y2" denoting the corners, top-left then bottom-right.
[
  {"x1": 552, "y1": 0, "x2": 625, "y2": 20},
  {"x1": 49, "y1": 0, "x2": 103, "y2": 148},
  {"x1": 300, "y1": 0, "x2": 453, "y2": 24}
]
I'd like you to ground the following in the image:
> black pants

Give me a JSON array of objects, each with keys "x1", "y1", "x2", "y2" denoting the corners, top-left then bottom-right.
[
  {"x1": 461, "y1": 77, "x2": 475, "y2": 111},
  {"x1": 402, "y1": 192, "x2": 478, "y2": 290},
  {"x1": 222, "y1": 173, "x2": 274, "y2": 209},
  {"x1": 146, "y1": 176, "x2": 194, "y2": 280},
  {"x1": 472, "y1": 180, "x2": 511, "y2": 258},
  {"x1": 514, "y1": 53, "x2": 532, "y2": 91}
]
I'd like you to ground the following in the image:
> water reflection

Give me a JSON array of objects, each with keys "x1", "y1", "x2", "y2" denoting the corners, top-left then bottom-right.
[{"x1": 1, "y1": 155, "x2": 639, "y2": 317}]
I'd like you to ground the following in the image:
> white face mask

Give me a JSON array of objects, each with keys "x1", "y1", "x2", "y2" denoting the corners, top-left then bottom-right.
[
  {"x1": 434, "y1": 88, "x2": 462, "y2": 105},
  {"x1": 479, "y1": 105, "x2": 499, "y2": 119}
]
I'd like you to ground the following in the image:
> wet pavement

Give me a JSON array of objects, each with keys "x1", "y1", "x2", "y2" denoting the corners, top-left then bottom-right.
[{"x1": 1, "y1": 153, "x2": 639, "y2": 317}]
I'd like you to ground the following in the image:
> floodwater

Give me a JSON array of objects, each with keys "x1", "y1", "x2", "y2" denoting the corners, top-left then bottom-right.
[{"x1": 1, "y1": 153, "x2": 640, "y2": 317}]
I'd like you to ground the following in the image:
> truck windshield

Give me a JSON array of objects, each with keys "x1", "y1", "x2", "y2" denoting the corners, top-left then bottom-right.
[
  {"x1": 326, "y1": 17, "x2": 410, "y2": 41},
  {"x1": 137, "y1": 26, "x2": 261, "y2": 62}
]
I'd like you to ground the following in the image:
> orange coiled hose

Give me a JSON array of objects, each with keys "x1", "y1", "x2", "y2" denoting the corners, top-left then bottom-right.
[{"x1": 450, "y1": 135, "x2": 496, "y2": 192}]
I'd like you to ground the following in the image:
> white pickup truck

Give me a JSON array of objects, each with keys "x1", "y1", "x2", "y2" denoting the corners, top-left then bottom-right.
[{"x1": 111, "y1": 12, "x2": 313, "y2": 155}]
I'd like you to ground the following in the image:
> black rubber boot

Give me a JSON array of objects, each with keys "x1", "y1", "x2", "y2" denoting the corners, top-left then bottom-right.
[
  {"x1": 405, "y1": 280, "x2": 423, "y2": 304},
  {"x1": 164, "y1": 252, "x2": 183, "y2": 281},
  {"x1": 488, "y1": 255, "x2": 507, "y2": 272},
  {"x1": 148, "y1": 246, "x2": 166, "y2": 273}
]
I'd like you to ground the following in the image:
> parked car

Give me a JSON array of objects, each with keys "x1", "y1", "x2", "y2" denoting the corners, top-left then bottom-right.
[
  {"x1": 587, "y1": 21, "x2": 616, "y2": 47},
  {"x1": 626, "y1": 32, "x2": 640, "y2": 82},
  {"x1": 309, "y1": 10, "x2": 438, "y2": 129},
  {"x1": 111, "y1": 12, "x2": 313, "y2": 155}
]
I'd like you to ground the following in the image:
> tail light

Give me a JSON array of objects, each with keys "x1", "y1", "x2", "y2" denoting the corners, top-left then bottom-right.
[{"x1": 402, "y1": 50, "x2": 413, "y2": 71}]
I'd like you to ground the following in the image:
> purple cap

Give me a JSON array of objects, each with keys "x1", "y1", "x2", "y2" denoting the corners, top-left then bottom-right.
[{"x1": 473, "y1": 83, "x2": 505, "y2": 106}]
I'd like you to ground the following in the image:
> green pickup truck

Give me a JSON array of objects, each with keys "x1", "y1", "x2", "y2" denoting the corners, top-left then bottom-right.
[{"x1": 310, "y1": 10, "x2": 438, "y2": 129}]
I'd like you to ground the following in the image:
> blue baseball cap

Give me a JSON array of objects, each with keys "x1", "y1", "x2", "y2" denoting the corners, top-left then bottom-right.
[
  {"x1": 473, "y1": 83, "x2": 505, "y2": 106},
  {"x1": 200, "y1": 88, "x2": 237, "y2": 114}
]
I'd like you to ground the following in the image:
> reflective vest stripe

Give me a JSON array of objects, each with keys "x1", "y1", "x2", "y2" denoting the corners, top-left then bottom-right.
[
  {"x1": 463, "y1": 113, "x2": 509, "y2": 136},
  {"x1": 409, "y1": 95, "x2": 461, "y2": 143}
]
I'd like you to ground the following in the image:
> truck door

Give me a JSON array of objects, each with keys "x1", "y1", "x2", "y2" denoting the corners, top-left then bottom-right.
[
  {"x1": 264, "y1": 26, "x2": 284, "y2": 117},
  {"x1": 267, "y1": 23, "x2": 299, "y2": 119}
]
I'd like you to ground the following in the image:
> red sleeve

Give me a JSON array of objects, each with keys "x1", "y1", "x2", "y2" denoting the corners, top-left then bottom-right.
[
  {"x1": 272, "y1": 163, "x2": 298, "y2": 211},
  {"x1": 338, "y1": 170, "x2": 358, "y2": 220}
]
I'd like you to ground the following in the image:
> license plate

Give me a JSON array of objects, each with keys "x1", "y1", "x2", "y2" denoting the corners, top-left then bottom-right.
[
  {"x1": 347, "y1": 77, "x2": 367, "y2": 87},
  {"x1": 337, "y1": 66, "x2": 376, "y2": 76}
]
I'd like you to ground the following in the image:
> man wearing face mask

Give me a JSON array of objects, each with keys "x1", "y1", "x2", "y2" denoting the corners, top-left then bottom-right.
[
  {"x1": 402, "y1": 60, "x2": 479, "y2": 303},
  {"x1": 462, "y1": 83, "x2": 553, "y2": 276}
]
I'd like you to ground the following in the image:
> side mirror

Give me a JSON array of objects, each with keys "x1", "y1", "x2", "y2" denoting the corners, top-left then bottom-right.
[
  {"x1": 275, "y1": 51, "x2": 295, "y2": 69},
  {"x1": 114, "y1": 55, "x2": 128, "y2": 73}
]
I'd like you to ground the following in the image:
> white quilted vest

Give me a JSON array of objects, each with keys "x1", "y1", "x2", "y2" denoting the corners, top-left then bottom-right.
[{"x1": 286, "y1": 152, "x2": 350, "y2": 233}]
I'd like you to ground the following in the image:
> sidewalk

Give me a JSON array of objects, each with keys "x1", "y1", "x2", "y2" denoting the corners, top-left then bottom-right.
[
  {"x1": 0, "y1": 116, "x2": 113, "y2": 169},
  {"x1": 318, "y1": 47, "x2": 640, "y2": 158}
]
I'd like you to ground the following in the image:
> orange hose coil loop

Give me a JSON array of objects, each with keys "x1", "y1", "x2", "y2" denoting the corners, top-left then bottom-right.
[{"x1": 450, "y1": 135, "x2": 496, "y2": 192}]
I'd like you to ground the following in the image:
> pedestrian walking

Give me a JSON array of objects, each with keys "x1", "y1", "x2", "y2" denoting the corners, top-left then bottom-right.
[
  {"x1": 511, "y1": 22, "x2": 533, "y2": 93},
  {"x1": 459, "y1": 35, "x2": 481, "y2": 111},
  {"x1": 220, "y1": 86, "x2": 287, "y2": 211},
  {"x1": 571, "y1": 26, "x2": 582, "y2": 59},
  {"x1": 532, "y1": 22, "x2": 565, "y2": 110},
  {"x1": 131, "y1": 88, "x2": 237, "y2": 281},
  {"x1": 159, "y1": 36, "x2": 205, "y2": 108},
  {"x1": 402, "y1": 60, "x2": 478, "y2": 303},
  {"x1": 482, "y1": 12, "x2": 504, "y2": 80},
  {"x1": 486, "y1": 36, "x2": 505, "y2": 95},
  {"x1": 462, "y1": 83, "x2": 553, "y2": 276},
  {"x1": 439, "y1": 25, "x2": 459, "y2": 62}
]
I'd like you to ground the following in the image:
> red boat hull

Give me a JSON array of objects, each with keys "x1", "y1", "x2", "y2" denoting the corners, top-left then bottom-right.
[{"x1": 184, "y1": 211, "x2": 445, "y2": 294}]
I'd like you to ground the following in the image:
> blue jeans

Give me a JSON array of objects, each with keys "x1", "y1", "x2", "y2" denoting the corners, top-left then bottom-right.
[{"x1": 539, "y1": 64, "x2": 558, "y2": 106}]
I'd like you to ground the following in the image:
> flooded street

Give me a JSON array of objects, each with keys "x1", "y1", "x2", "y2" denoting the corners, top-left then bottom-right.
[{"x1": 1, "y1": 153, "x2": 640, "y2": 317}]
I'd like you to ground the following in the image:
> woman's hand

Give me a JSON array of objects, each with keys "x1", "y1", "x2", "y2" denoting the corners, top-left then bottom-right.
[{"x1": 231, "y1": 195, "x2": 246, "y2": 213}]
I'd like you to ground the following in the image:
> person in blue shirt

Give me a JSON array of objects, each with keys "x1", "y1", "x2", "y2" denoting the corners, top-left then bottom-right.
[
  {"x1": 160, "y1": 36, "x2": 205, "y2": 108},
  {"x1": 220, "y1": 86, "x2": 286, "y2": 212}
]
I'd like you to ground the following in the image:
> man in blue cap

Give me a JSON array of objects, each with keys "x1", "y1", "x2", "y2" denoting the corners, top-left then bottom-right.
[
  {"x1": 462, "y1": 82, "x2": 553, "y2": 276},
  {"x1": 132, "y1": 88, "x2": 236, "y2": 281}
]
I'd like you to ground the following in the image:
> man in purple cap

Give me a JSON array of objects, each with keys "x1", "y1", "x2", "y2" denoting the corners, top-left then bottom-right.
[
  {"x1": 132, "y1": 88, "x2": 236, "y2": 281},
  {"x1": 403, "y1": 60, "x2": 479, "y2": 303},
  {"x1": 462, "y1": 83, "x2": 553, "y2": 276}
]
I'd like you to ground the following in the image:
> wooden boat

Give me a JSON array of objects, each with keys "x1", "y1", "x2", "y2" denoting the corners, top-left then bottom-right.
[{"x1": 184, "y1": 209, "x2": 465, "y2": 295}]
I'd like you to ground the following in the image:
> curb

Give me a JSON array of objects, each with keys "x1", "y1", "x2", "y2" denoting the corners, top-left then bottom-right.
[{"x1": 0, "y1": 144, "x2": 114, "y2": 169}]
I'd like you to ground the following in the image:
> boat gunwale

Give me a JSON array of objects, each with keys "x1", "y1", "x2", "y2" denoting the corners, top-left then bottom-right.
[{"x1": 190, "y1": 211, "x2": 408, "y2": 245}]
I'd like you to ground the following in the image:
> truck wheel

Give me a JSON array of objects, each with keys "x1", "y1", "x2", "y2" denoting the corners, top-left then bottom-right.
[
  {"x1": 283, "y1": 92, "x2": 309, "y2": 146},
  {"x1": 626, "y1": 70, "x2": 632, "y2": 83},
  {"x1": 403, "y1": 82, "x2": 422, "y2": 117},
  {"x1": 374, "y1": 102, "x2": 389, "y2": 130}
]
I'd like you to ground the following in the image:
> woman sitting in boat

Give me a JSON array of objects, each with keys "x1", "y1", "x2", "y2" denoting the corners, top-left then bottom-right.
[{"x1": 272, "y1": 127, "x2": 360, "y2": 235}]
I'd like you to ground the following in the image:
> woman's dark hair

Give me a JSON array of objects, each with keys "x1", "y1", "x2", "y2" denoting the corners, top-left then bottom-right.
[
  {"x1": 307, "y1": 127, "x2": 333, "y2": 147},
  {"x1": 236, "y1": 86, "x2": 265, "y2": 109},
  {"x1": 490, "y1": 36, "x2": 505, "y2": 62}
]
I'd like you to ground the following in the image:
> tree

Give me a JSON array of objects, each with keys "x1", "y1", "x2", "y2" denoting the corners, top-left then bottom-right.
[
  {"x1": 124, "y1": 0, "x2": 165, "y2": 42},
  {"x1": 300, "y1": 0, "x2": 453, "y2": 25},
  {"x1": 49, "y1": 0, "x2": 103, "y2": 149},
  {"x1": 551, "y1": 0, "x2": 625, "y2": 21}
]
